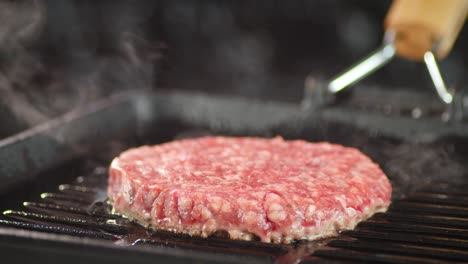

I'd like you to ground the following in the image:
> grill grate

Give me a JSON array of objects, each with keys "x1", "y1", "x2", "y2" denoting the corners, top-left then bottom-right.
[
  {"x1": 1, "y1": 169, "x2": 468, "y2": 263},
  {"x1": 305, "y1": 189, "x2": 468, "y2": 263}
]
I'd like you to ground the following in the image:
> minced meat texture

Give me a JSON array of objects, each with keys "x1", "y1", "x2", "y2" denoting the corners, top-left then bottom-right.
[{"x1": 108, "y1": 136, "x2": 391, "y2": 243}]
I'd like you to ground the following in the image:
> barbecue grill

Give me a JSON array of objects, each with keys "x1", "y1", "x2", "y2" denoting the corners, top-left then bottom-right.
[{"x1": 1, "y1": 1, "x2": 468, "y2": 263}]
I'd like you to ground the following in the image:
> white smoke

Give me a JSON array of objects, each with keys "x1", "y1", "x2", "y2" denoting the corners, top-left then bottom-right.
[{"x1": 0, "y1": 0, "x2": 162, "y2": 135}]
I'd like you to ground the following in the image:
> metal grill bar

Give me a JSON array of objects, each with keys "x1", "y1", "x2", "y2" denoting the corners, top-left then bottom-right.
[
  {"x1": 359, "y1": 220, "x2": 468, "y2": 240},
  {"x1": 308, "y1": 247, "x2": 453, "y2": 264},
  {"x1": 23, "y1": 201, "x2": 93, "y2": 216},
  {"x1": 342, "y1": 230, "x2": 468, "y2": 250},
  {"x1": 406, "y1": 192, "x2": 468, "y2": 207},
  {"x1": 22, "y1": 201, "x2": 114, "y2": 218},
  {"x1": 3, "y1": 210, "x2": 129, "y2": 234},
  {"x1": 0, "y1": 219, "x2": 115, "y2": 239},
  {"x1": 392, "y1": 201, "x2": 468, "y2": 218},
  {"x1": 58, "y1": 184, "x2": 101, "y2": 193},
  {"x1": 327, "y1": 239, "x2": 468, "y2": 261},
  {"x1": 40, "y1": 192, "x2": 97, "y2": 205},
  {"x1": 381, "y1": 212, "x2": 468, "y2": 228}
]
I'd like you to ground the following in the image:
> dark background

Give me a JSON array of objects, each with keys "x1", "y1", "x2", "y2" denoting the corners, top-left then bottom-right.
[{"x1": 0, "y1": 0, "x2": 467, "y2": 138}]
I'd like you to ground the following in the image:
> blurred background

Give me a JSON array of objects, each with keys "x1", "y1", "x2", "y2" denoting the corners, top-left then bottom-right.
[{"x1": 0, "y1": 0, "x2": 466, "y2": 138}]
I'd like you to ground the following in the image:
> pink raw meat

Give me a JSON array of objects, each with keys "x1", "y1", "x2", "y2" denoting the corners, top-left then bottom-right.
[{"x1": 108, "y1": 136, "x2": 391, "y2": 243}]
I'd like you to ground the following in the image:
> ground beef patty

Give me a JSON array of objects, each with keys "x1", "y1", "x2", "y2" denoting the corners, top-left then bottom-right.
[{"x1": 108, "y1": 136, "x2": 391, "y2": 243}]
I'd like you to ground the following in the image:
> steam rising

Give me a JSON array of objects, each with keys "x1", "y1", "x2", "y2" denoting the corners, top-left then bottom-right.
[
  {"x1": 383, "y1": 143, "x2": 467, "y2": 199},
  {"x1": 0, "y1": 0, "x2": 161, "y2": 133},
  {"x1": 0, "y1": 0, "x2": 46, "y2": 125}
]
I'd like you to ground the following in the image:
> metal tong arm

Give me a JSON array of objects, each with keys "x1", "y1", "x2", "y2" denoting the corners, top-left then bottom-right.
[
  {"x1": 327, "y1": 32, "x2": 396, "y2": 94},
  {"x1": 305, "y1": 0, "x2": 467, "y2": 107}
]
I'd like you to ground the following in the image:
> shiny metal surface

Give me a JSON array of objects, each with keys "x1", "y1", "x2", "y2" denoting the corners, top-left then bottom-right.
[
  {"x1": 328, "y1": 42, "x2": 396, "y2": 94},
  {"x1": 424, "y1": 51, "x2": 454, "y2": 104}
]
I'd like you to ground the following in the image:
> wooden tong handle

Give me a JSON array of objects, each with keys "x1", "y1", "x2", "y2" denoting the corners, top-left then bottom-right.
[{"x1": 385, "y1": 0, "x2": 468, "y2": 61}]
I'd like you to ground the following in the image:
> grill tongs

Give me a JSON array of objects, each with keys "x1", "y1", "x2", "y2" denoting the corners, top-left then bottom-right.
[{"x1": 303, "y1": 0, "x2": 468, "y2": 120}]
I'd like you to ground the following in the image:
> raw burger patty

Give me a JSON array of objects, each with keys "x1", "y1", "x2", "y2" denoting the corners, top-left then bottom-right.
[{"x1": 108, "y1": 136, "x2": 391, "y2": 243}]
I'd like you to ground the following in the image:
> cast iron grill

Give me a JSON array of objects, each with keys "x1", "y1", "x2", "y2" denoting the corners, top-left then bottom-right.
[
  {"x1": 1, "y1": 167, "x2": 468, "y2": 263},
  {"x1": 1, "y1": 91, "x2": 468, "y2": 263}
]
